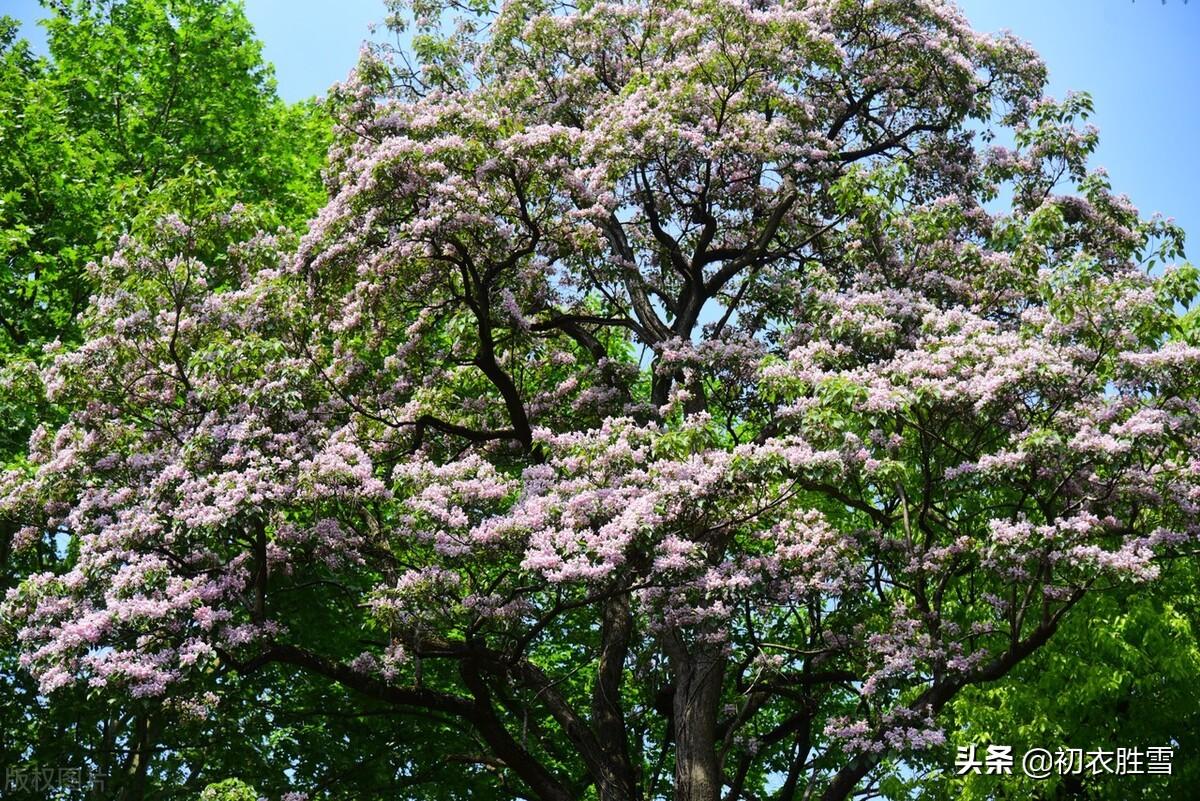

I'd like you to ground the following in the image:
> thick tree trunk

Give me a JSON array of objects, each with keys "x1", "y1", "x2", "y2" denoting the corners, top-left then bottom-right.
[
  {"x1": 0, "y1": 517, "x2": 13, "y2": 575},
  {"x1": 122, "y1": 712, "x2": 161, "y2": 801},
  {"x1": 668, "y1": 639, "x2": 725, "y2": 801},
  {"x1": 593, "y1": 595, "x2": 640, "y2": 801}
]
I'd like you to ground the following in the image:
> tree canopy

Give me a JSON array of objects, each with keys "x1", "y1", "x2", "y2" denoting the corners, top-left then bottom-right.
[{"x1": 2, "y1": 1, "x2": 1198, "y2": 800}]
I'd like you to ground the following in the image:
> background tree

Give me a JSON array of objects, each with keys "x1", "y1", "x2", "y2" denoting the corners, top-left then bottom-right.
[
  {"x1": 3, "y1": 1, "x2": 1199, "y2": 801},
  {"x1": 935, "y1": 566, "x2": 1200, "y2": 801},
  {"x1": 0, "y1": 2, "x2": 328, "y2": 798},
  {"x1": 0, "y1": 0, "x2": 327, "y2": 357}
]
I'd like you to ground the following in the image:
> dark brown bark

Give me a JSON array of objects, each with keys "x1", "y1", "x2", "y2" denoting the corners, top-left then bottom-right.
[
  {"x1": 121, "y1": 712, "x2": 161, "y2": 801},
  {"x1": 251, "y1": 519, "x2": 267, "y2": 622},
  {"x1": 592, "y1": 595, "x2": 639, "y2": 801},
  {"x1": 460, "y1": 660, "x2": 576, "y2": 801},
  {"x1": 666, "y1": 636, "x2": 725, "y2": 801},
  {"x1": 0, "y1": 516, "x2": 14, "y2": 576}
]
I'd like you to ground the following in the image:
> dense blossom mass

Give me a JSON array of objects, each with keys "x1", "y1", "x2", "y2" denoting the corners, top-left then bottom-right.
[{"x1": 3, "y1": 1, "x2": 1199, "y2": 800}]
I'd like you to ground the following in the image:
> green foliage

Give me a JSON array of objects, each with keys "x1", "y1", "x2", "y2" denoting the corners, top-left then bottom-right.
[
  {"x1": 930, "y1": 565, "x2": 1200, "y2": 801},
  {"x1": 0, "y1": 0, "x2": 329, "y2": 357},
  {"x1": 200, "y1": 778, "x2": 260, "y2": 801}
]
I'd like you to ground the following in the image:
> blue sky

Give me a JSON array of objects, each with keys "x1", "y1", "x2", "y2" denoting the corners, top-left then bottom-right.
[
  {"x1": 958, "y1": 0, "x2": 1199, "y2": 257},
  {"x1": 8, "y1": 0, "x2": 1199, "y2": 255}
]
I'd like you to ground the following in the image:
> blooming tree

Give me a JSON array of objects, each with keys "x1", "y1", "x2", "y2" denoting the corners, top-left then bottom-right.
[{"x1": 4, "y1": 1, "x2": 1199, "y2": 800}]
